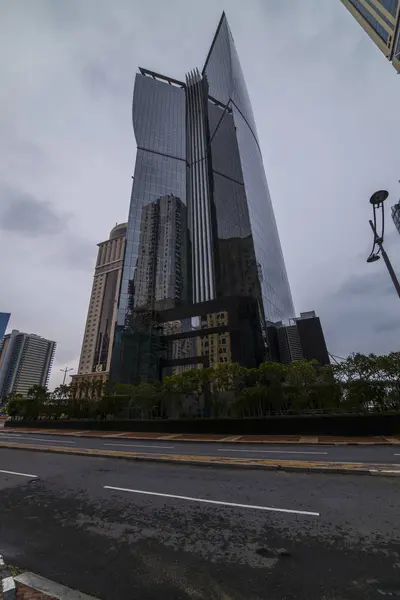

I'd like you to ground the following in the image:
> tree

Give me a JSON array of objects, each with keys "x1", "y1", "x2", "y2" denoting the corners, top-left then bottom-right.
[
  {"x1": 4, "y1": 392, "x2": 25, "y2": 418},
  {"x1": 206, "y1": 363, "x2": 246, "y2": 417},
  {"x1": 163, "y1": 368, "x2": 208, "y2": 417},
  {"x1": 131, "y1": 382, "x2": 160, "y2": 419}
]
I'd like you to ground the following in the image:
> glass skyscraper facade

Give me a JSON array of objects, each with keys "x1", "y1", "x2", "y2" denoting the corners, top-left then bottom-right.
[
  {"x1": 341, "y1": 0, "x2": 400, "y2": 73},
  {"x1": 392, "y1": 201, "x2": 400, "y2": 234},
  {"x1": 111, "y1": 13, "x2": 294, "y2": 383},
  {"x1": 0, "y1": 312, "x2": 10, "y2": 342}
]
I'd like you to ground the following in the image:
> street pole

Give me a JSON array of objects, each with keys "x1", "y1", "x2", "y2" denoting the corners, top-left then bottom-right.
[
  {"x1": 60, "y1": 367, "x2": 73, "y2": 385},
  {"x1": 369, "y1": 219, "x2": 400, "y2": 299}
]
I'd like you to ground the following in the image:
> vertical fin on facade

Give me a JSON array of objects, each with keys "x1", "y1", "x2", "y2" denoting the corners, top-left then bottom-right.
[{"x1": 186, "y1": 69, "x2": 215, "y2": 303}]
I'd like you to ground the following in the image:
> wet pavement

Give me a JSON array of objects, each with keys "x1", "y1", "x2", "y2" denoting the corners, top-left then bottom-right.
[
  {"x1": 1, "y1": 430, "x2": 400, "y2": 464},
  {"x1": 0, "y1": 448, "x2": 399, "y2": 599}
]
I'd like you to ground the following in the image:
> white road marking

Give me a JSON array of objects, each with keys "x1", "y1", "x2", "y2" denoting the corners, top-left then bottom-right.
[
  {"x1": 1, "y1": 435, "x2": 76, "y2": 444},
  {"x1": 217, "y1": 448, "x2": 328, "y2": 455},
  {"x1": 104, "y1": 486, "x2": 320, "y2": 517},
  {"x1": 0, "y1": 469, "x2": 38, "y2": 478},
  {"x1": 103, "y1": 443, "x2": 174, "y2": 449}
]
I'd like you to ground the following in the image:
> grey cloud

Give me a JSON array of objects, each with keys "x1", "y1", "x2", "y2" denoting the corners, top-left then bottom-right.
[
  {"x1": 55, "y1": 347, "x2": 80, "y2": 364},
  {"x1": 338, "y1": 273, "x2": 395, "y2": 297},
  {"x1": 50, "y1": 235, "x2": 97, "y2": 272},
  {"x1": 0, "y1": 186, "x2": 68, "y2": 237},
  {"x1": 319, "y1": 268, "x2": 400, "y2": 357}
]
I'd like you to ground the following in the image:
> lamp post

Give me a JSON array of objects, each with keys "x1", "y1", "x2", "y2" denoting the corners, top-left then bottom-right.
[
  {"x1": 367, "y1": 190, "x2": 400, "y2": 299},
  {"x1": 60, "y1": 367, "x2": 73, "y2": 385}
]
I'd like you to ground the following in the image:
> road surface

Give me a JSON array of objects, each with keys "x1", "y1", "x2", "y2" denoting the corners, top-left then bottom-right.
[
  {"x1": 0, "y1": 430, "x2": 400, "y2": 463},
  {"x1": 0, "y1": 447, "x2": 399, "y2": 599}
]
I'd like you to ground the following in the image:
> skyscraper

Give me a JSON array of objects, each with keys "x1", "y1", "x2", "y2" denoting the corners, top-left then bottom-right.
[
  {"x1": 72, "y1": 223, "x2": 127, "y2": 385},
  {"x1": 0, "y1": 312, "x2": 10, "y2": 342},
  {"x1": 266, "y1": 312, "x2": 330, "y2": 366},
  {"x1": 340, "y1": 0, "x2": 400, "y2": 73},
  {"x1": 111, "y1": 13, "x2": 294, "y2": 383},
  {"x1": 392, "y1": 200, "x2": 400, "y2": 234},
  {"x1": 0, "y1": 331, "x2": 56, "y2": 399}
]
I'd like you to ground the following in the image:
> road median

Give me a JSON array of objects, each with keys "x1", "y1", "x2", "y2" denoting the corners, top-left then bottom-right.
[
  {"x1": 1, "y1": 440, "x2": 399, "y2": 477},
  {"x1": 2, "y1": 428, "x2": 400, "y2": 445}
]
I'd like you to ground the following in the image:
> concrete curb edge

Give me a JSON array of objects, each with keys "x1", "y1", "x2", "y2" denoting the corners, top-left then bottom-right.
[
  {"x1": 14, "y1": 571, "x2": 100, "y2": 599},
  {"x1": 0, "y1": 555, "x2": 16, "y2": 600}
]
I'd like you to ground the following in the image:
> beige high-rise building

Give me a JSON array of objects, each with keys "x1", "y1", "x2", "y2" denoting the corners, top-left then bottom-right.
[
  {"x1": 72, "y1": 223, "x2": 127, "y2": 385},
  {"x1": 340, "y1": 0, "x2": 400, "y2": 73}
]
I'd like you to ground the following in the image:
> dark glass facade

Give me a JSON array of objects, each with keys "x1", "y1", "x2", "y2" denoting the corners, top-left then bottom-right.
[
  {"x1": 0, "y1": 312, "x2": 10, "y2": 342},
  {"x1": 203, "y1": 15, "x2": 294, "y2": 323},
  {"x1": 111, "y1": 14, "x2": 294, "y2": 383},
  {"x1": 392, "y1": 202, "x2": 400, "y2": 235}
]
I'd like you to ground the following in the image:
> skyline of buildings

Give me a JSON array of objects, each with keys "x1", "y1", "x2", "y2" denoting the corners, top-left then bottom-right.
[
  {"x1": 6, "y1": 9, "x2": 397, "y2": 391},
  {"x1": 340, "y1": 0, "x2": 400, "y2": 73},
  {"x1": 0, "y1": 330, "x2": 56, "y2": 399},
  {"x1": 109, "y1": 12, "x2": 295, "y2": 384}
]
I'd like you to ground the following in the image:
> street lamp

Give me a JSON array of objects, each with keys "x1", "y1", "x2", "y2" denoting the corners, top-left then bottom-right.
[
  {"x1": 366, "y1": 190, "x2": 400, "y2": 299},
  {"x1": 60, "y1": 367, "x2": 74, "y2": 385}
]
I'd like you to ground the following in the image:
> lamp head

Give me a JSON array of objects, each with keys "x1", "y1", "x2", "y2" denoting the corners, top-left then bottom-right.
[
  {"x1": 370, "y1": 190, "x2": 388, "y2": 206},
  {"x1": 367, "y1": 254, "x2": 380, "y2": 263}
]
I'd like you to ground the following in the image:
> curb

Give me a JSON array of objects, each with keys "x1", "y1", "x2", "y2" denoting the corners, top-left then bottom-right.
[
  {"x1": 0, "y1": 555, "x2": 16, "y2": 600},
  {"x1": 1, "y1": 440, "x2": 400, "y2": 477},
  {"x1": 14, "y1": 572, "x2": 99, "y2": 599}
]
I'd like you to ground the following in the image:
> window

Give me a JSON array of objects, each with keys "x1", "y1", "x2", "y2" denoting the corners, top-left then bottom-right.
[
  {"x1": 349, "y1": 0, "x2": 390, "y2": 41},
  {"x1": 377, "y1": 0, "x2": 399, "y2": 17}
]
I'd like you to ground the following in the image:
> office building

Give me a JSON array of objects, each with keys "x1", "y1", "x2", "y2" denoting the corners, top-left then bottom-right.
[
  {"x1": 266, "y1": 311, "x2": 330, "y2": 366},
  {"x1": 340, "y1": 0, "x2": 400, "y2": 73},
  {"x1": 391, "y1": 200, "x2": 400, "y2": 234},
  {"x1": 111, "y1": 13, "x2": 294, "y2": 383},
  {"x1": 0, "y1": 312, "x2": 10, "y2": 341},
  {"x1": 72, "y1": 223, "x2": 127, "y2": 385},
  {"x1": 0, "y1": 330, "x2": 56, "y2": 399}
]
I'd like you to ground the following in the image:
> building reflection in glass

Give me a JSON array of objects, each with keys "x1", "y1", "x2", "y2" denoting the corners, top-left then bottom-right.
[{"x1": 161, "y1": 310, "x2": 232, "y2": 376}]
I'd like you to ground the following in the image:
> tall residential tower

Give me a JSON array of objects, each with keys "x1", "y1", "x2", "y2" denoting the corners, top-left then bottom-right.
[
  {"x1": 72, "y1": 223, "x2": 127, "y2": 384},
  {"x1": 340, "y1": 0, "x2": 400, "y2": 73},
  {"x1": 0, "y1": 331, "x2": 56, "y2": 399},
  {"x1": 110, "y1": 13, "x2": 294, "y2": 383}
]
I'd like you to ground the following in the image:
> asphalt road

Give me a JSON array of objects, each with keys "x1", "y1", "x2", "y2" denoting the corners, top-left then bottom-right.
[
  {"x1": 0, "y1": 447, "x2": 399, "y2": 599},
  {"x1": 0, "y1": 431, "x2": 399, "y2": 464}
]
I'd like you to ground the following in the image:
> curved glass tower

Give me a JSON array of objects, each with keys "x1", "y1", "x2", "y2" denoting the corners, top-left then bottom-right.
[{"x1": 111, "y1": 13, "x2": 294, "y2": 383}]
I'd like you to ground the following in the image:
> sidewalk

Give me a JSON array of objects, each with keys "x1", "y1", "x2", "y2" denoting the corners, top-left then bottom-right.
[
  {"x1": 2, "y1": 427, "x2": 400, "y2": 445},
  {"x1": 1, "y1": 570, "x2": 99, "y2": 600}
]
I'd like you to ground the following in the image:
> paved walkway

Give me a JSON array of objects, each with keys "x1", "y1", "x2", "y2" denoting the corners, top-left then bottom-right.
[{"x1": 2, "y1": 427, "x2": 400, "y2": 444}]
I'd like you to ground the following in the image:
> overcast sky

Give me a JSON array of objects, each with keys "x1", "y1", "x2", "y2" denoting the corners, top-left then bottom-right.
[{"x1": 1, "y1": 0, "x2": 400, "y2": 388}]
